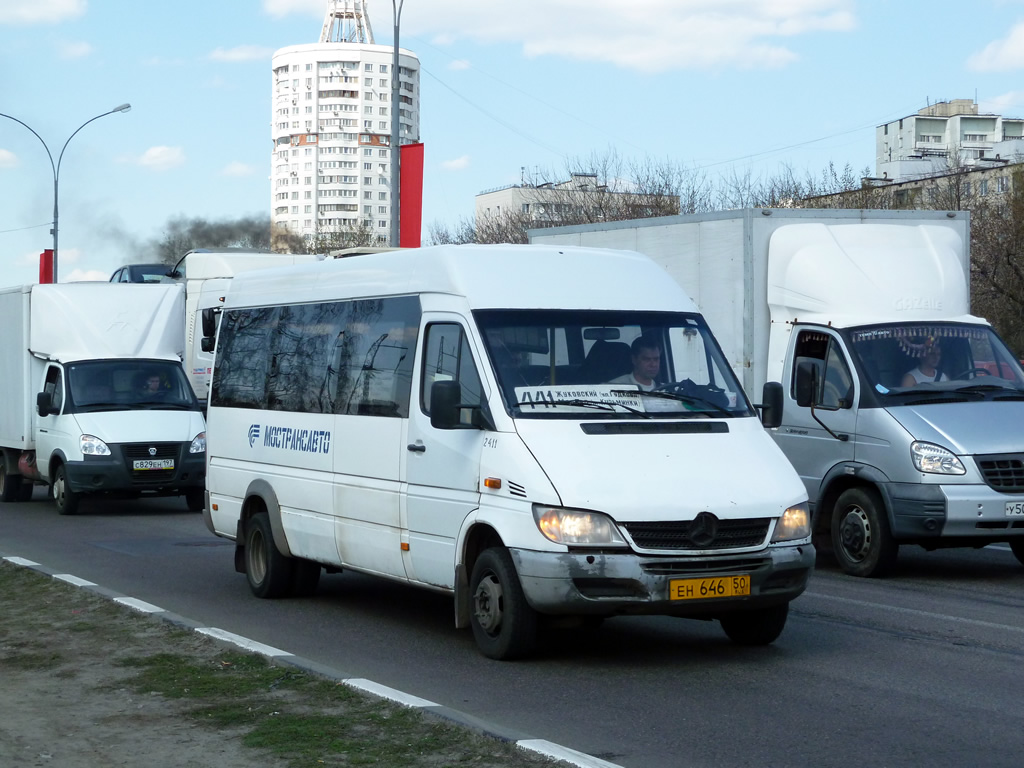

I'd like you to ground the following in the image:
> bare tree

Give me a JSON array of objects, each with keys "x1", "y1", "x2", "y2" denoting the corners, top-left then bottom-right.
[
  {"x1": 968, "y1": 169, "x2": 1024, "y2": 353},
  {"x1": 426, "y1": 148, "x2": 712, "y2": 245}
]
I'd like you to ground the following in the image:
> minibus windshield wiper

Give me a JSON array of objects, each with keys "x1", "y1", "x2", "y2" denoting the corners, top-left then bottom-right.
[
  {"x1": 615, "y1": 388, "x2": 732, "y2": 417},
  {"x1": 515, "y1": 398, "x2": 651, "y2": 418}
]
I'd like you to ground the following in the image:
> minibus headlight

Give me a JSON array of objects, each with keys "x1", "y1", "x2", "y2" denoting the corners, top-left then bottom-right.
[
  {"x1": 771, "y1": 501, "x2": 810, "y2": 543},
  {"x1": 532, "y1": 504, "x2": 627, "y2": 547},
  {"x1": 189, "y1": 432, "x2": 207, "y2": 454},
  {"x1": 80, "y1": 434, "x2": 110, "y2": 456},
  {"x1": 911, "y1": 441, "x2": 965, "y2": 475}
]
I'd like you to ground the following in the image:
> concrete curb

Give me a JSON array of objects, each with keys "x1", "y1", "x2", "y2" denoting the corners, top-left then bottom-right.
[{"x1": 3, "y1": 554, "x2": 624, "y2": 768}]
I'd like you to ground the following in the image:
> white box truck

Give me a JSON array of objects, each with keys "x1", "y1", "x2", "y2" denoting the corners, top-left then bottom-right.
[
  {"x1": 203, "y1": 244, "x2": 814, "y2": 659},
  {"x1": 532, "y1": 209, "x2": 1024, "y2": 577},
  {"x1": 0, "y1": 282, "x2": 208, "y2": 514}
]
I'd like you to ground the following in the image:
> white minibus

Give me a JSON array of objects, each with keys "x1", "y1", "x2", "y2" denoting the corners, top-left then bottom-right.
[{"x1": 203, "y1": 245, "x2": 813, "y2": 659}]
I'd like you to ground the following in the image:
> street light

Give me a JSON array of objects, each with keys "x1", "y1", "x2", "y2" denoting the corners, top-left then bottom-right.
[
  {"x1": 0, "y1": 103, "x2": 131, "y2": 282},
  {"x1": 389, "y1": 0, "x2": 404, "y2": 248}
]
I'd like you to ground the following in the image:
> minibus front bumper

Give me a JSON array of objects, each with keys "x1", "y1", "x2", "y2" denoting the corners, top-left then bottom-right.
[{"x1": 509, "y1": 543, "x2": 814, "y2": 617}]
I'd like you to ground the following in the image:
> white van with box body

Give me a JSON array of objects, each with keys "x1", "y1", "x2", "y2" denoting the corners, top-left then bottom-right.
[
  {"x1": 0, "y1": 283, "x2": 207, "y2": 514},
  {"x1": 203, "y1": 245, "x2": 813, "y2": 659}
]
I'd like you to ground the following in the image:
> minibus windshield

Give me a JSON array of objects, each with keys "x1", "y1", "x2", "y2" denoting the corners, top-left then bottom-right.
[{"x1": 474, "y1": 309, "x2": 755, "y2": 419}]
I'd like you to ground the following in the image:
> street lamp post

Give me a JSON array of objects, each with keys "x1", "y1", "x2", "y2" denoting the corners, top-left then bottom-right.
[
  {"x1": 389, "y1": 0, "x2": 404, "y2": 248},
  {"x1": 0, "y1": 103, "x2": 131, "y2": 281}
]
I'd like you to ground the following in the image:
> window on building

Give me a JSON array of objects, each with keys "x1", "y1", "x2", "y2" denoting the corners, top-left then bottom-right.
[{"x1": 980, "y1": 180, "x2": 989, "y2": 196}]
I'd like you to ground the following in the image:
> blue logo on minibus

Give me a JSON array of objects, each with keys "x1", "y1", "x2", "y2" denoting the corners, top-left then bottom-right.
[{"x1": 254, "y1": 424, "x2": 331, "y2": 454}]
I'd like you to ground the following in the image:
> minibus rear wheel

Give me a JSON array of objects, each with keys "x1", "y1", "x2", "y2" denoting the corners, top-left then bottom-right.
[
  {"x1": 245, "y1": 512, "x2": 292, "y2": 598},
  {"x1": 469, "y1": 547, "x2": 537, "y2": 660}
]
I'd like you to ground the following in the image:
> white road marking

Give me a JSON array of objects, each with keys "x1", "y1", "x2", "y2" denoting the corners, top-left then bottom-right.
[{"x1": 804, "y1": 591, "x2": 1024, "y2": 633}]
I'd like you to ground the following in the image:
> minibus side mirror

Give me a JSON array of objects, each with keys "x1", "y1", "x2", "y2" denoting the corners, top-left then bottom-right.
[
  {"x1": 794, "y1": 361, "x2": 819, "y2": 408},
  {"x1": 201, "y1": 308, "x2": 217, "y2": 338},
  {"x1": 36, "y1": 392, "x2": 56, "y2": 417},
  {"x1": 430, "y1": 380, "x2": 463, "y2": 430},
  {"x1": 200, "y1": 337, "x2": 216, "y2": 353},
  {"x1": 759, "y1": 381, "x2": 783, "y2": 428}
]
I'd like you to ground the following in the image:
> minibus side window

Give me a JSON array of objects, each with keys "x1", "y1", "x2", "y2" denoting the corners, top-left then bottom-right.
[
  {"x1": 268, "y1": 301, "x2": 348, "y2": 413},
  {"x1": 421, "y1": 323, "x2": 483, "y2": 415},
  {"x1": 212, "y1": 307, "x2": 278, "y2": 409},
  {"x1": 332, "y1": 297, "x2": 419, "y2": 418}
]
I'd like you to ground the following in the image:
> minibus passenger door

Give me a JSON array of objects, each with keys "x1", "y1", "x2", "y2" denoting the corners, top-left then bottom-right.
[{"x1": 404, "y1": 321, "x2": 487, "y2": 589}]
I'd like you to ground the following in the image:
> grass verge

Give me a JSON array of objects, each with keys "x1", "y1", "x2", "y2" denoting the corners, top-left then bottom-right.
[{"x1": 0, "y1": 560, "x2": 567, "y2": 767}]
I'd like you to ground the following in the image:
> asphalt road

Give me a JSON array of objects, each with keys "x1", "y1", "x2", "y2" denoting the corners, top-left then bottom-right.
[{"x1": 3, "y1": 490, "x2": 1024, "y2": 768}]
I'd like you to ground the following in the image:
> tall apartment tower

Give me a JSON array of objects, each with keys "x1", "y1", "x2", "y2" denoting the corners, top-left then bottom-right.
[{"x1": 271, "y1": 0, "x2": 420, "y2": 246}]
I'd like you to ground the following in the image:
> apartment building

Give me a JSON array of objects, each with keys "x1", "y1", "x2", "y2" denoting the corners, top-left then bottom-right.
[
  {"x1": 271, "y1": 0, "x2": 420, "y2": 246},
  {"x1": 876, "y1": 99, "x2": 1024, "y2": 183}
]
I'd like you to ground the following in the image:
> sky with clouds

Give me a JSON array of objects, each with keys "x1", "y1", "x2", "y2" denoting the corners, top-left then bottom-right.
[{"x1": 2, "y1": 0, "x2": 1024, "y2": 283}]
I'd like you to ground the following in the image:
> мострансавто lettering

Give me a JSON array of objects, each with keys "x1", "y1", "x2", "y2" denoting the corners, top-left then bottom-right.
[{"x1": 262, "y1": 425, "x2": 331, "y2": 454}]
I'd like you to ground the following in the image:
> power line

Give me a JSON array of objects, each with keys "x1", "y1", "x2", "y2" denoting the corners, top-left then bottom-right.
[
  {"x1": 0, "y1": 221, "x2": 50, "y2": 235},
  {"x1": 420, "y1": 66, "x2": 568, "y2": 159},
  {"x1": 413, "y1": 41, "x2": 946, "y2": 174}
]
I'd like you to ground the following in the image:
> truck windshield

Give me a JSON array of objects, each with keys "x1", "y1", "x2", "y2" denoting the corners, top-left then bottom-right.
[
  {"x1": 847, "y1": 322, "x2": 1024, "y2": 400},
  {"x1": 67, "y1": 360, "x2": 198, "y2": 412},
  {"x1": 474, "y1": 309, "x2": 755, "y2": 419}
]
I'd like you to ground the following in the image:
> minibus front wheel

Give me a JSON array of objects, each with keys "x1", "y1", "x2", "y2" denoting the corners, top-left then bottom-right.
[
  {"x1": 245, "y1": 512, "x2": 292, "y2": 598},
  {"x1": 469, "y1": 547, "x2": 537, "y2": 660}
]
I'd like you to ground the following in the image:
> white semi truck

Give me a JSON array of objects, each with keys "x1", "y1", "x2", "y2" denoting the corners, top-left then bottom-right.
[
  {"x1": 532, "y1": 209, "x2": 1024, "y2": 576},
  {"x1": 0, "y1": 282, "x2": 207, "y2": 514}
]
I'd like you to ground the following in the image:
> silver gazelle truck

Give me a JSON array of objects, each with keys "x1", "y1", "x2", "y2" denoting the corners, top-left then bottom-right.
[{"x1": 533, "y1": 209, "x2": 1024, "y2": 577}]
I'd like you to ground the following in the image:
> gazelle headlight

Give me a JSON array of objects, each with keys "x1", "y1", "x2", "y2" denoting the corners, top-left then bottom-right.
[
  {"x1": 80, "y1": 434, "x2": 110, "y2": 456},
  {"x1": 189, "y1": 432, "x2": 207, "y2": 454},
  {"x1": 911, "y1": 441, "x2": 965, "y2": 475}
]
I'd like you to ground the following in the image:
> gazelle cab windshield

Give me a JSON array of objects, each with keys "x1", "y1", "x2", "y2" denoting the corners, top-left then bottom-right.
[
  {"x1": 67, "y1": 360, "x2": 199, "y2": 413},
  {"x1": 474, "y1": 309, "x2": 755, "y2": 419},
  {"x1": 847, "y1": 322, "x2": 1024, "y2": 403}
]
